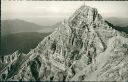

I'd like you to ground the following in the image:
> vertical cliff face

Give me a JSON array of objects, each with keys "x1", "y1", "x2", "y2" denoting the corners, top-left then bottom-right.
[{"x1": 1, "y1": 5, "x2": 128, "y2": 81}]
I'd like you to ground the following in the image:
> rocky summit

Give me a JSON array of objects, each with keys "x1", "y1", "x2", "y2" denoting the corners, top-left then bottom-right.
[{"x1": 0, "y1": 5, "x2": 128, "y2": 81}]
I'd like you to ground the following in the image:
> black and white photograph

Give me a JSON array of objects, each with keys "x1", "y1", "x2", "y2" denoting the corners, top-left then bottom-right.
[{"x1": 0, "y1": 0, "x2": 128, "y2": 81}]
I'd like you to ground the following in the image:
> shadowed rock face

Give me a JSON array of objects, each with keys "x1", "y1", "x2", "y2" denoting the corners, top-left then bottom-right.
[{"x1": 0, "y1": 5, "x2": 128, "y2": 81}]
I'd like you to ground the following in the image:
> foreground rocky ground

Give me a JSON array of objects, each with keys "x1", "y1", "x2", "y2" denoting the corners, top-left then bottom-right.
[{"x1": 0, "y1": 5, "x2": 128, "y2": 81}]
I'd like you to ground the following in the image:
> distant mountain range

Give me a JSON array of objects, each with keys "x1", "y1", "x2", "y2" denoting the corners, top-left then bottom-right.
[
  {"x1": 1, "y1": 19, "x2": 57, "y2": 36},
  {"x1": 106, "y1": 17, "x2": 128, "y2": 27}
]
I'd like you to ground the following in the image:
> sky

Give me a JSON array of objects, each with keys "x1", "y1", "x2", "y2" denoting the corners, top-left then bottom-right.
[{"x1": 1, "y1": 1, "x2": 128, "y2": 26}]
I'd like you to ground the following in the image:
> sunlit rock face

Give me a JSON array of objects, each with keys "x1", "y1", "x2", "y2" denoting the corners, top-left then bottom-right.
[{"x1": 1, "y1": 5, "x2": 128, "y2": 81}]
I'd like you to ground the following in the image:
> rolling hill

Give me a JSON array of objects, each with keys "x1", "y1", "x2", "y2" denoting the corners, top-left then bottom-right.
[{"x1": 1, "y1": 19, "x2": 55, "y2": 36}]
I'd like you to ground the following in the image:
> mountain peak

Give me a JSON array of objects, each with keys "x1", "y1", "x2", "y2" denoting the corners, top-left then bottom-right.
[
  {"x1": 68, "y1": 5, "x2": 103, "y2": 28},
  {"x1": 78, "y1": 5, "x2": 96, "y2": 11}
]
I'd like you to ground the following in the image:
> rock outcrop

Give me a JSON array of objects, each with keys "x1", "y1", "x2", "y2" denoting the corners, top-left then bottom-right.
[{"x1": 0, "y1": 5, "x2": 128, "y2": 81}]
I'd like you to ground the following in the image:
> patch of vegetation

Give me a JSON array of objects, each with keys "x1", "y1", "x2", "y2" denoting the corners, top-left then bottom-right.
[
  {"x1": 51, "y1": 40, "x2": 57, "y2": 53},
  {"x1": 69, "y1": 50, "x2": 81, "y2": 60},
  {"x1": 30, "y1": 56, "x2": 41, "y2": 80}
]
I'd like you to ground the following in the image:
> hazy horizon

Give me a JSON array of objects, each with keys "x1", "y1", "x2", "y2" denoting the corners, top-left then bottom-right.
[{"x1": 1, "y1": 1, "x2": 128, "y2": 26}]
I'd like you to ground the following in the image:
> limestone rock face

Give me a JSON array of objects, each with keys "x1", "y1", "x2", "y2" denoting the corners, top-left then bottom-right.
[{"x1": 0, "y1": 5, "x2": 128, "y2": 81}]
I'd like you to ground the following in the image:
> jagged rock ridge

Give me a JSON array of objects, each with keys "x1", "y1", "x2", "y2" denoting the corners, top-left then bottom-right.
[{"x1": 0, "y1": 5, "x2": 128, "y2": 81}]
